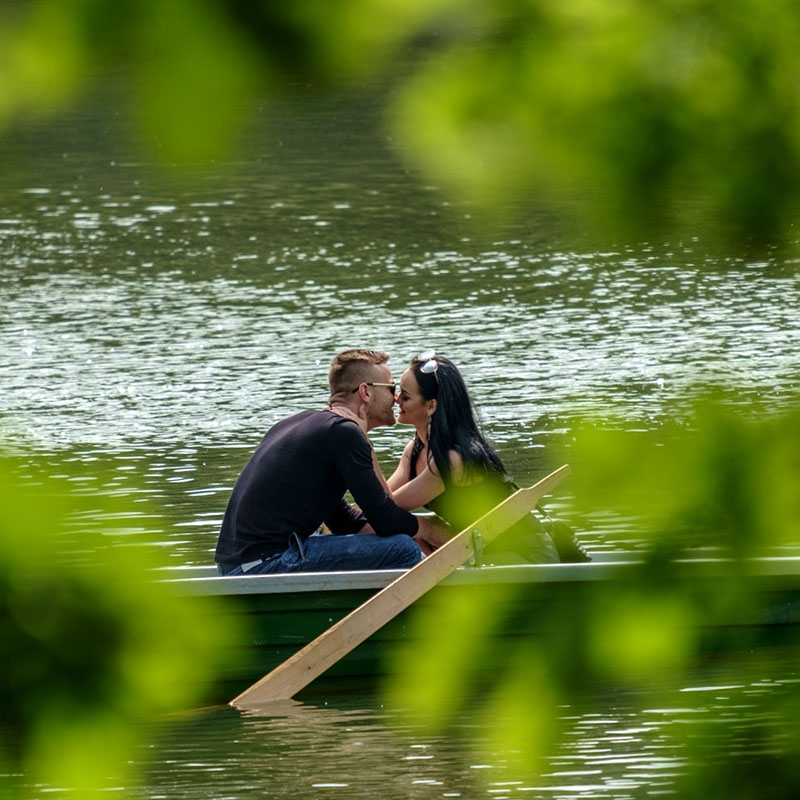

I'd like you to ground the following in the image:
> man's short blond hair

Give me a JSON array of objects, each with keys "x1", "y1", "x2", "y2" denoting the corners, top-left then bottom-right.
[{"x1": 329, "y1": 349, "x2": 390, "y2": 398}]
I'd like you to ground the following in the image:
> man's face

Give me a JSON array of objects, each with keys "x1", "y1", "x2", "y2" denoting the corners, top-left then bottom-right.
[{"x1": 363, "y1": 364, "x2": 397, "y2": 430}]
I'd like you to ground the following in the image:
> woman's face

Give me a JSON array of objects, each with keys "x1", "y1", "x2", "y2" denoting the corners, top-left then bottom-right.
[{"x1": 397, "y1": 367, "x2": 436, "y2": 428}]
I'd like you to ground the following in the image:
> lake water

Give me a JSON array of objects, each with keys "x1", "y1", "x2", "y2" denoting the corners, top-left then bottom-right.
[
  {"x1": 2, "y1": 67, "x2": 800, "y2": 797},
  {"x1": 3, "y1": 79, "x2": 799, "y2": 561},
  {"x1": 29, "y1": 660, "x2": 795, "y2": 799}
]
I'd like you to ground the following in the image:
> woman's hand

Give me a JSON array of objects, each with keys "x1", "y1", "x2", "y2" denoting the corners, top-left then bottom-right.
[{"x1": 414, "y1": 515, "x2": 455, "y2": 554}]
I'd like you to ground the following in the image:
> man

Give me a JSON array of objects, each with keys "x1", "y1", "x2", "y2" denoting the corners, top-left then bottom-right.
[{"x1": 215, "y1": 349, "x2": 428, "y2": 575}]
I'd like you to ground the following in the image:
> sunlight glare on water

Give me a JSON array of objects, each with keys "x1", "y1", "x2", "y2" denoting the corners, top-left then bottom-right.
[{"x1": 3, "y1": 176, "x2": 799, "y2": 560}]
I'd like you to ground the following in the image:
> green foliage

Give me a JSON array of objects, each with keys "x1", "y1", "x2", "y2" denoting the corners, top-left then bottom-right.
[
  {"x1": 0, "y1": 455, "x2": 240, "y2": 797},
  {"x1": 4, "y1": 1, "x2": 800, "y2": 240},
  {"x1": 385, "y1": 400, "x2": 800, "y2": 792},
  {"x1": 572, "y1": 400, "x2": 800, "y2": 555},
  {"x1": 390, "y1": 0, "x2": 800, "y2": 239},
  {"x1": 0, "y1": 0, "x2": 452, "y2": 163}
]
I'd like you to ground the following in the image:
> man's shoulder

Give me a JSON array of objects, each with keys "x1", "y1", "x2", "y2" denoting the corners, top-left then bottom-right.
[
  {"x1": 277, "y1": 408, "x2": 336, "y2": 427},
  {"x1": 324, "y1": 411, "x2": 367, "y2": 440}
]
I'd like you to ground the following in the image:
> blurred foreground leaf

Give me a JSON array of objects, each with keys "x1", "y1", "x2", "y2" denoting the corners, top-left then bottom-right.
[
  {"x1": 571, "y1": 401, "x2": 800, "y2": 555},
  {"x1": 385, "y1": 400, "x2": 800, "y2": 793},
  {"x1": 3, "y1": 1, "x2": 800, "y2": 241},
  {"x1": 389, "y1": 0, "x2": 800, "y2": 241},
  {"x1": 0, "y1": 454, "x2": 240, "y2": 797}
]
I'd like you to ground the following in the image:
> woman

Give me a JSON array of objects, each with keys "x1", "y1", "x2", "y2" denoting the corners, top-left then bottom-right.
[{"x1": 386, "y1": 351, "x2": 575, "y2": 563}]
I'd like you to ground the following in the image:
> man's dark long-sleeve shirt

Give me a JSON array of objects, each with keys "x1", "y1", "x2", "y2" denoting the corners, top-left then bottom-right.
[{"x1": 215, "y1": 409, "x2": 418, "y2": 566}]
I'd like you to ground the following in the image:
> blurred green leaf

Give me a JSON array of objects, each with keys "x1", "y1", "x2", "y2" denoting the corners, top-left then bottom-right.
[
  {"x1": 478, "y1": 650, "x2": 560, "y2": 774},
  {"x1": 587, "y1": 587, "x2": 695, "y2": 680},
  {"x1": 4, "y1": 1, "x2": 800, "y2": 238},
  {"x1": 0, "y1": 454, "x2": 241, "y2": 796},
  {"x1": 385, "y1": 400, "x2": 800, "y2": 788},
  {"x1": 388, "y1": 0, "x2": 800, "y2": 240},
  {"x1": 572, "y1": 400, "x2": 800, "y2": 555},
  {"x1": 135, "y1": 0, "x2": 262, "y2": 163},
  {"x1": 0, "y1": 0, "x2": 88, "y2": 118},
  {"x1": 386, "y1": 581, "x2": 518, "y2": 725}
]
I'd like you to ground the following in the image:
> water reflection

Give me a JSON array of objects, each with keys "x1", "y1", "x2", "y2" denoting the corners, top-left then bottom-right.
[
  {"x1": 5, "y1": 198, "x2": 799, "y2": 443},
  {"x1": 123, "y1": 666, "x2": 796, "y2": 800}
]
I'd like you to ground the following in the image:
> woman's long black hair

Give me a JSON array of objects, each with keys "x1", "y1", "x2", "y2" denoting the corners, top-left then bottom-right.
[{"x1": 411, "y1": 355, "x2": 509, "y2": 486}]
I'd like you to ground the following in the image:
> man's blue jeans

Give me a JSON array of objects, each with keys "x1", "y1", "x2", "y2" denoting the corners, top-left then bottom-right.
[{"x1": 220, "y1": 532, "x2": 422, "y2": 576}]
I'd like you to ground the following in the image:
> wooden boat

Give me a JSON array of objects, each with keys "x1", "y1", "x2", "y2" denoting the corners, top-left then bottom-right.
[{"x1": 161, "y1": 550, "x2": 800, "y2": 703}]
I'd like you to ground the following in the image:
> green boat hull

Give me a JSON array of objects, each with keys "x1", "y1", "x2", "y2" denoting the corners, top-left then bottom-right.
[{"x1": 166, "y1": 553, "x2": 800, "y2": 703}]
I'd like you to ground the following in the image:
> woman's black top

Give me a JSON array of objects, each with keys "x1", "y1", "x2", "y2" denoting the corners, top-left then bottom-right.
[
  {"x1": 408, "y1": 434, "x2": 558, "y2": 563},
  {"x1": 408, "y1": 434, "x2": 512, "y2": 532}
]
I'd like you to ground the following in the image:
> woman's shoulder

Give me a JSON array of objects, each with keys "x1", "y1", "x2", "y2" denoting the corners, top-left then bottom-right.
[
  {"x1": 447, "y1": 449, "x2": 472, "y2": 485},
  {"x1": 448, "y1": 446, "x2": 508, "y2": 487}
]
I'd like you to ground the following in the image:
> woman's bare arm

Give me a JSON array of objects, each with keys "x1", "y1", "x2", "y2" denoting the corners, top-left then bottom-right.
[
  {"x1": 386, "y1": 439, "x2": 415, "y2": 492},
  {"x1": 391, "y1": 448, "x2": 468, "y2": 510},
  {"x1": 370, "y1": 447, "x2": 392, "y2": 495},
  {"x1": 391, "y1": 465, "x2": 446, "y2": 510}
]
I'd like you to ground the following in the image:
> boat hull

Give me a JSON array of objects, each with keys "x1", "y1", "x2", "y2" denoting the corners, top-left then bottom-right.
[{"x1": 163, "y1": 553, "x2": 800, "y2": 703}]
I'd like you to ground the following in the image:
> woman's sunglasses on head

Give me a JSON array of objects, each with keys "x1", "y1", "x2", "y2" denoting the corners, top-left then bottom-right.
[{"x1": 416, "y1": 349, "x2": 438, "y2": 374}]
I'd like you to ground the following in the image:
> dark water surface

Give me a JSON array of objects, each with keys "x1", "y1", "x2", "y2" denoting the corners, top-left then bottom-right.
[
  {"x1": 3, "y1": 69, "x2": 800, "y2": 798},
  {"x1": 134, "y1": 662, "x2": 800, "y2": 799}
]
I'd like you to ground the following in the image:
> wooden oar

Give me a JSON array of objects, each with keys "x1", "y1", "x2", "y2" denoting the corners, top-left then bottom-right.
[{"x1": 230, "y1": 463, "x2": 571, "y2": 708}]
